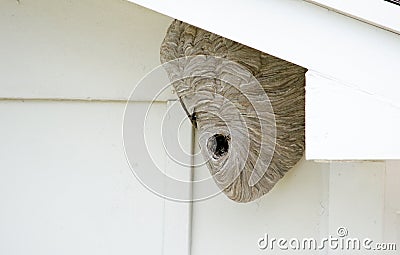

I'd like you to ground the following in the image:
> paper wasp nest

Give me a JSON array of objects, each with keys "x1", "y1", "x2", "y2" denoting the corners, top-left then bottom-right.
[{"x1": 160, "y1": 20, "x2": 306, "y2": 202}]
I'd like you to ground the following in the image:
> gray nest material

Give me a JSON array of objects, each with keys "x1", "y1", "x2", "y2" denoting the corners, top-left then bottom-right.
[{"x1": 160, "y1": 20, "x2": 306, "y2": 203}]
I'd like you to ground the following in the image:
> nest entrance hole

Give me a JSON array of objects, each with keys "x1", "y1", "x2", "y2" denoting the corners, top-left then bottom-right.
[{"x1": 207, "y1": 134, "x2": 230, "y2": 159}]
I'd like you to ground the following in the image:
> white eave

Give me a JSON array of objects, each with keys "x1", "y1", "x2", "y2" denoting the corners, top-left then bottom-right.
[
  {"x1": 128, "y1": 0, "x2": 400, "y2": 160},
  {"x1": 306, "y1": 0, "x2": 400, "y2": 35}
]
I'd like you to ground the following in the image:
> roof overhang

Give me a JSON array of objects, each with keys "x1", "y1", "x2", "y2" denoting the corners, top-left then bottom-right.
[{"x1": 128, "y1": 0, "x2": 400, "y2": 160}]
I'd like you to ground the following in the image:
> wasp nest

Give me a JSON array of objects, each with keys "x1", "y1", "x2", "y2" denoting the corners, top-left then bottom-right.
[{"x1": 160, "y1": 20, "x2": 306, "y2": 202}]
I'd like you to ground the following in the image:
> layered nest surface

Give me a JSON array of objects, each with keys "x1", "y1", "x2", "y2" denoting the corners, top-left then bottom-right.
[{"x1": 160, "y1": 20, "x2": 306, "y2": 202}]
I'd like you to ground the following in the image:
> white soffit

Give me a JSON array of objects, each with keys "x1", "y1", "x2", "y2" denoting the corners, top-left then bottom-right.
[
  {"x1": 128, "y1": 0, "x2": 400, "y2": 159},
  {"x1": 306, "y1": 0, "x2": 400, "y2": 34}
]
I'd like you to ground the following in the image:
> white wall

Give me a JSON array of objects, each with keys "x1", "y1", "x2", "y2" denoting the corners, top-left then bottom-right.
[
  {"x1": 191, "y1": 157, "x2": 400, "y2": 255},
  {"x1": 0, "y1": 1, "x2": 399, "y2": 255},
  {"x1": 0, "y1": 101, "x2": 167, "y2": 255},
  {"x1": 0, "y1": 0, "x2": 172, "y2": 101},
  {"x1": 191, "y1": 155, "x2": 330, "y2": 255},
  {"x1": 0, "y1": 1, "x2": 175, "y2": 254}
]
